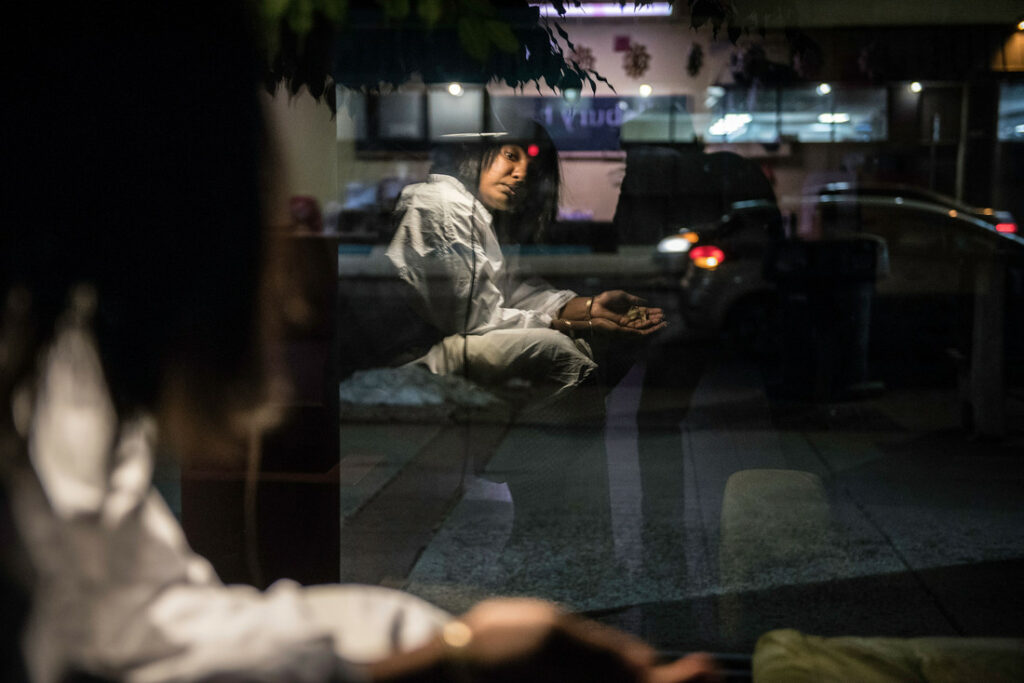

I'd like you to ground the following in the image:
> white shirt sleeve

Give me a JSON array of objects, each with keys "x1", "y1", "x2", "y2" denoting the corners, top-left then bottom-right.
[
  {"x1": 16, "y1": 325, "x2": 445, "y2": 682},
  {"x1": 506, "y1": 276, "x2": 576, "y2": 319}
]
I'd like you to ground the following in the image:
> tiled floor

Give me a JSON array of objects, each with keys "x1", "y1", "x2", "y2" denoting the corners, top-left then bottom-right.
[{"x1": 337, "y1": 340, "x2": 1024, "y2": 652}]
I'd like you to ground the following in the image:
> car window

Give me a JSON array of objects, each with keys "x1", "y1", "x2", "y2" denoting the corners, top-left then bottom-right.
[{"x1": 859, "y1": 204, "x2": 949, "y2": 256}]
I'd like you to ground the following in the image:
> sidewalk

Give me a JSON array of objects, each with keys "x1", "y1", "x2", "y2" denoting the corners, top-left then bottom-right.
[{"x1": 394, "y1": 344, "x2": 1024, "y2": 651}]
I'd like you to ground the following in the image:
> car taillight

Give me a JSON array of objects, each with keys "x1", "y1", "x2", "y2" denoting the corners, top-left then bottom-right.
[
  {"x1": 995, "y1": 222, "x2": 1017, "y2": 234},
  {"x1": 690, "y1": 245, "x2": 725, "y2": 270}
]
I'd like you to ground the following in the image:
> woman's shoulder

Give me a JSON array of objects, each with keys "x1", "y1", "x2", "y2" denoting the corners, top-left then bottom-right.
[{"x1": 397, "y1": 175, "x2": 475, "y2": 213}]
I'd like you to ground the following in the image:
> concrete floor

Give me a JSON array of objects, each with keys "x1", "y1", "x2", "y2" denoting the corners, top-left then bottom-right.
[{"x1": 337, "y1": 340, "x2": 1024, "y2": 653}]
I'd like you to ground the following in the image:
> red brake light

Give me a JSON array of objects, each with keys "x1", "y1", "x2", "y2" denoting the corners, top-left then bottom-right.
[
  {"x1": 690, "y1": 245, "x2": 725, "y2": 269},
  {"x1": 995, "y1": 222, "x2": 1017, "y2": 234}
]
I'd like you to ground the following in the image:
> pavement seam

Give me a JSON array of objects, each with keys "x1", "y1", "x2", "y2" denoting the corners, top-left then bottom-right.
[{"x1": 803, "y1": 436, "x2": 967, "y2": 637}]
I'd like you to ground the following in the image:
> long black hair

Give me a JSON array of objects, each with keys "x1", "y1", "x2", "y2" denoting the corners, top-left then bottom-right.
[
  {"x1": 1, "y1": 0, "x2": 276, "y2": 460},
  {"x1": 429, "y1": 120, "x2": 561, "y2": 244}
]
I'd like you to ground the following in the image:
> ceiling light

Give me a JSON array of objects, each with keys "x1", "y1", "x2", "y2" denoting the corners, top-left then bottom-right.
[
  {"x1": 818, "y1": 113, "x2": 850, "y2": 124},
  {"x1": 708, "y1": 114, "x2": 752, "y2": 137},
  {"x1": 533, "y1": 3, "x2": 673, "y2": 18},
  {"x1": 447, "y1": 82, "x2": 464, "y2": 96}
]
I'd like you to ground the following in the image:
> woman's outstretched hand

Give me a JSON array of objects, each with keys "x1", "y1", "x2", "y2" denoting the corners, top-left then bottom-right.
[
  {"x1": 592, "y1": 290, "x2": 666, "y2": 331},
  {"x1": 368, "y1": 598, "x2": 720, "y2": 683},
  {"x1": 591, "y1": 316, "x2": 667, "y2": 337},
  {"x1": 557, "y1": 291, "x2": 667, "y2": 337},
  {"x1": 551, "y1": 316, "x2": 666, "y2": 339}
]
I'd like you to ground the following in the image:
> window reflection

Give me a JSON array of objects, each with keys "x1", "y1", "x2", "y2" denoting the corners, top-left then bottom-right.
[{"x1": 284, "y1": 8, "x2": 1024, "y2": 666}]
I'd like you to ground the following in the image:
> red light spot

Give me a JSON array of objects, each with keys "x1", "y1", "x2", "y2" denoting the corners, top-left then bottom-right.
[
  {"x1": 527, "y1": 144, "x2": 540, "y2": 157},
  {"x1": 690, "y1": 245, "x2": 725, "y2": 262},
  {"x1": 995, "y1": 222, "x2": 1017, "y2": 234}
]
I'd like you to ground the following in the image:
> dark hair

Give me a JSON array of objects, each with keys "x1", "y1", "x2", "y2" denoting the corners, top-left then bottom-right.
[
  {"x1": 429, "y1": 121, "x2": 561, "y2": 244},
  {"x1": 1, "y1": 1, "x2": 274, "y2": 457}
]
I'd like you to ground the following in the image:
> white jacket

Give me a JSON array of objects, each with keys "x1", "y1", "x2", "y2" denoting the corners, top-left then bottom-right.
[{"x1": 386, "y1": 174, "x2": 576, "y2": 337}]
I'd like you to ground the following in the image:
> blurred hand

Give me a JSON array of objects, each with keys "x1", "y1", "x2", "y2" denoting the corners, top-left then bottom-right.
[
  {"x1": 451, "y1": 598, "x2": 720, "y2": 683},
  {"x1": 369, "y1": 598, "x2": 718, "y2": 683},
  {"x1": 591, "y1": 316, "x2": 667, "y2": 338},
  {"x1": 592, "y1": 290, "x2": 665, "y2": 331}
]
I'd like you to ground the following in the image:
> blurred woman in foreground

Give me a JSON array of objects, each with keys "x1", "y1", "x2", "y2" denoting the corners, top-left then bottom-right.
[{"x1": 0, "y1": 1, "x2": 715, "y2": 681}]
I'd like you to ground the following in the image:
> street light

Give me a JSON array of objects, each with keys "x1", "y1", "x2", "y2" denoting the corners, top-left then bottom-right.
[
  {"x1": 639, "y1": 84, "x2": 653, "y2": 98},
  {"x1": 910, "y1": 81, "x2": 923, "y2": 93},
  {"x1": 816, "y1": 83, "x2": 832, "y2": 96}
]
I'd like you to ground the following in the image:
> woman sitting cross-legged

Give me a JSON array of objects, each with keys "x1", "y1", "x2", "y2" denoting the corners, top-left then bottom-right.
[{"x1": 385, "y1": 122, "x2": 666, "y2": 403}]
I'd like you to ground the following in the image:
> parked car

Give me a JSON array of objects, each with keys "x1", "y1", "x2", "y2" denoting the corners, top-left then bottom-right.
[
  {"x1": 655, "y1": 198, "x2": 784, "y2": 349},
  {"x1": 807, "y1": 181, "x2": 1018, "y2": 235},
  {"x1": 662, "y1": 193, "x2": 1024, "y2": 373}
]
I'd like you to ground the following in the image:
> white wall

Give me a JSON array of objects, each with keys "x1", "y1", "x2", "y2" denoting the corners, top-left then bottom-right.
[
  {"x1": 559, "y1": 157, "x2": 627, "y2": 221},
  {"x1": 262, "y1": 85, "x2": 338, "y2": 224}
]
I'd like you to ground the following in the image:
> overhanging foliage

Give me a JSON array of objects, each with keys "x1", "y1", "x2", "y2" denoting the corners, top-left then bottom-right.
[{"x1": 260, "y1": 1, "x2": 751, "y2": 110}]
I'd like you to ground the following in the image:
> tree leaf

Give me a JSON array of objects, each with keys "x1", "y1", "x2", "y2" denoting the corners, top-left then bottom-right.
[
  {"x1": 379, "y1": 0, "x2": 410, "y2": 20},
  {"x1": 287, "y1": 0, "x2": 314, "y2": 36},
  {"x1": 593, "y1": 70, "x2": 615, "y2": 93},
  {"x1": 316, "y1": 0, "x2": 348, "y2": 23},
  {"x1": 553, "y1": 22, "x2": 575, "y2": 52},
  {"x1": 417, "y1": 0, "x2": 443, "y2": 28},
  {"x1": 458, "y1": 16, "x2": 491, "y2": 62},
  {"x1": 484, "y1": 19, "x2": 519, "y2": 53},
  {"x1": 262, "y1": 0, "x2": 291, "y2": 22},
  {"x1": 457, "y1": 0, "x2": 496, "y2": 19}
]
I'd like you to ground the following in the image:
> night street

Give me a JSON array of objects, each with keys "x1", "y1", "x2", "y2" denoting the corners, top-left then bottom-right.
[{"x1": 335, "y1": 337, "x2": 1024, "y2": 653}]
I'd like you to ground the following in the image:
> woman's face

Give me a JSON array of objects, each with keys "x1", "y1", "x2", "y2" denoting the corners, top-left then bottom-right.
[{"x1": 477, "y1": 144, "x2": 531, "y2": 211}]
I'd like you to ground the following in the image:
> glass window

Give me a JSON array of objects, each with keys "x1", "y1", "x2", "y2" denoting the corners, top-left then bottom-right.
[
  {"x1": 376, "y1": 91, "x2": 424, "y2": 139},
  {"x1": 779, "y1": 85, "x2": 887, "y2": 142},
  {"x1": 997, "y1": 82, "x2": 1024, "y2": 141},
  {"x1": 428, "y1": 86, "x2": 485, "y2": 140},
  {"x1": 198, "y1": 8, "x2": 1024, "y2": 674}
]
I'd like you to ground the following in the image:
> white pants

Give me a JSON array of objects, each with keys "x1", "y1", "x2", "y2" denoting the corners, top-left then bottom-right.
[{"x1": 411, "y1": 328, "x2": 597, "y2": 399}]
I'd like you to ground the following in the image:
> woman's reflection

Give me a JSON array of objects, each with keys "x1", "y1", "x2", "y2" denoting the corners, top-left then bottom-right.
[{"x1": 384, "y1": 120, "x2": 665, "y2": 404}]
